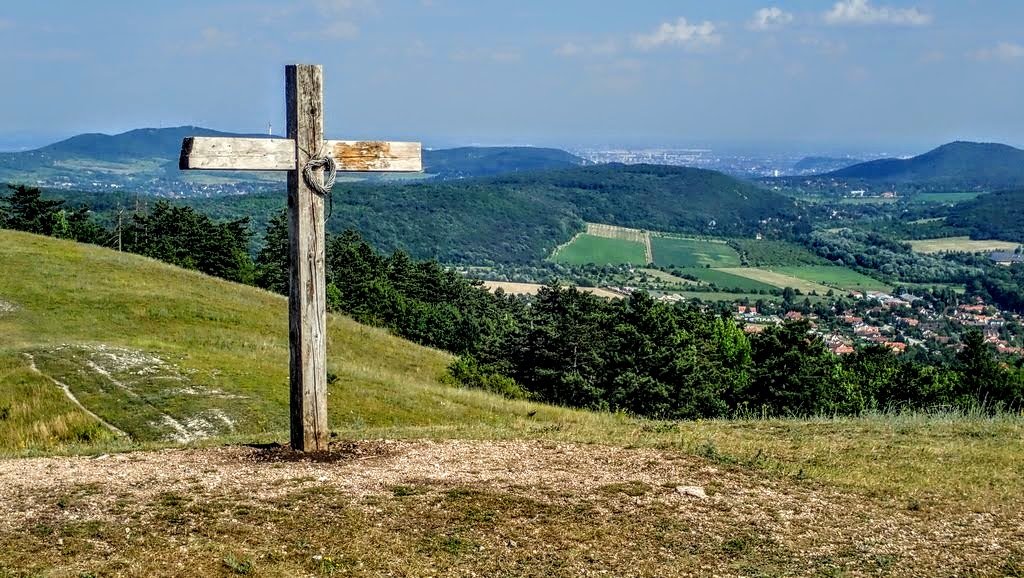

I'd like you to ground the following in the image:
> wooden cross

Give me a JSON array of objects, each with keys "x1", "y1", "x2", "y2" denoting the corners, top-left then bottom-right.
[{"x1": 178, "y1": 64, "x2": 422, "y2": 451}]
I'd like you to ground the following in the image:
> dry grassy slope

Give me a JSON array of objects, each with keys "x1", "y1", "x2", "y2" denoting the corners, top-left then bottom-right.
[{"x1": 0, "y1": 230, "x2": 605, "y2": 453}]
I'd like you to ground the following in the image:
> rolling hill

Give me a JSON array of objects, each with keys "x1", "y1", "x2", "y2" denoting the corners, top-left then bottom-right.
[
  {"x1": 423, "y1": 146, "x2": 586, "y2": 178},
  {"x1": 791, "y1": 155, "x2": 862, "y2": 175},
  {"x1": 35, "y1": 126, "x2": 264, "y2": 160},
  {"x1": 826, "y1": 141, "x2": 1024, "y2": 189},
  {"x1": 176, "y1": 162, "x2": 803, "y2": 264}
]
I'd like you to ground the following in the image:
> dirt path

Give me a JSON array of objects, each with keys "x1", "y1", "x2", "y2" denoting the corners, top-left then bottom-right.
[
  {"x1": 22, "y1": 352, "x2": 128, "y2": 438},
  {"x1": 1, "y1": 440, "x2": 1021, "y2": 576}
]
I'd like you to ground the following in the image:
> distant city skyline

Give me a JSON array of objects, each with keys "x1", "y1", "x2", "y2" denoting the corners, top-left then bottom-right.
[{"x1": 1, "y1": 1, "x2": 1022, "y2": 153}]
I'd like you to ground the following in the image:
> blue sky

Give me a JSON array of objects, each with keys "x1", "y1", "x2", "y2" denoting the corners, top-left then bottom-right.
[{"x1": 1, "y1": 1, "x2": 1022, "y2": 152}]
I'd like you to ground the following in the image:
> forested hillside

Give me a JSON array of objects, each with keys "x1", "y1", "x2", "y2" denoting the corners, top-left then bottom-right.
[
  {"x1": 35, "y1": 163, "x2": 801, "y2": 264},
  {"x1": 946, "y1": 189, "x2": 1024, "y2": 242},
  {"x1": 827, "y1": 141, "x2": 1024, "y2": 189},
  {"x1": 423, "y1": 146, "x2": 585, "y2": 178},
  {"x1": 792, "y1": 156, "x2": 861, "y2": 174},
  {"x1": 197, "y1": 163, "x2": 800, "y2": 263}
]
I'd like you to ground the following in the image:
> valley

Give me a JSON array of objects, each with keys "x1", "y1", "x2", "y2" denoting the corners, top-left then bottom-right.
[{"x1": 4, "y1": 130, "x2": 1024, "y2": 577}]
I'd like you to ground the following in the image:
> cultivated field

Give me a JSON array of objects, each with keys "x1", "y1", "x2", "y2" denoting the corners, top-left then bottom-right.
[
  {"x1": 912, "y1": 192, "x2": 984, "y2": 204},
  {"x1": 482, "y1": 281, "x2": 622, "y2": 299},
  {"x1": 717, "y1": 268, "x2": 833, "y2": 294},
  {"x1": 908, "y1": 236, "x2": 1021, "y2": 254},
  {"x1": 585, "y1": 222, "x2": 647, "y2": 244},
  {"x1": 586, "y1": 222, "x2": 653, "y2": 263},
  {"x1": 549, "y1": 233, "x2": 648, "y2": 265},
  {"x1": 651, "y1": 236, "x2": 741, "y2": 268},
  {"x1": 636, "y1": 268, "x2": 701, "y2": 286},
  {"x1": 774, "y1": 266, "x2": 892, "y2": 292},
  {"x1": 676, "y1": 267, "x2": 778, "y2": 292},
  {"x1": 675, "y1": 290, "x2": 782, "y2": 302}
]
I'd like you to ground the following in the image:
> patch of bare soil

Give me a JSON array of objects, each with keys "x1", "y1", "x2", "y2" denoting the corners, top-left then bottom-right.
[{"x1": 0, "y1": 440, "x2": 1021, "y2": 576}]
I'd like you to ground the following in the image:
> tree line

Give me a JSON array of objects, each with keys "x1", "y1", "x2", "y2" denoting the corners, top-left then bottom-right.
[
  {"x1": 251, "y1": 208, "x2": 1024, "y2": 417},
  {"x1": 4, "y1": 184, "x2": 1023, "y2": 417},
  {"x1": 0, "y1": 184, "x2": 254, "y2": 283}
]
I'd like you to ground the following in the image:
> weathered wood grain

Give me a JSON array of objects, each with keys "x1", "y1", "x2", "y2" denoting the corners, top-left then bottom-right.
[
  {"x1": 179, "y1": 137, "x2": 294, "y2": 170},
  {"x1": 287, "y1": 64, "x2": 329, "y2": 453},
  {"x1": 327, "y1": 140, "x2": 421, "y2": 172},
  {"x1": 179, "y1": 137, "x2": 422, "y2": 172}
]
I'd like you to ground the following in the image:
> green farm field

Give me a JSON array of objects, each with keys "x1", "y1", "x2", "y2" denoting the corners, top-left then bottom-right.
[
  {"x1": 550, "y1": 233, "x2": 648, "y2": 265},
  {"x1": 651, "y1": 236, "x2": 741, "y2": 268},
  {"x1": 674, "y1": 290, "x2": 781, "y2": 302},
  {"x1": 637, "y1": 268, "x2": 700, "y2": 286},
  {"x1": 716, "y1": 268, "x2": 833, "y2": 294},
  {"x1": 675, "y1": 268, "x2": 777, "y2": 292},
  {"x1": 912, "y1": 192, "x2": 984, "y2": 204},
  {"x1": 774, "y1": 266, "x2": 892, "y2": 292}
]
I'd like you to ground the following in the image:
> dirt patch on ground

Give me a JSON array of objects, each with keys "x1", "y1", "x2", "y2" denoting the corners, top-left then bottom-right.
[
  {"x1": 1, "y1": 440, "x2": 1021, "y2": 576},
  {"x1": 246, "y1": 440, "x2": 396, "y2": 464}
]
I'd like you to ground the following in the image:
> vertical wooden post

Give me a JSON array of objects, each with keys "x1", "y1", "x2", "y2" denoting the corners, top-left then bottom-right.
[{"x1": 286, "y1": 64, "x2": 329, "y2": 452}]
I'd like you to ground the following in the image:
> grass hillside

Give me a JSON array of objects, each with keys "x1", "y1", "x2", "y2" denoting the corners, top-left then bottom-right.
[
  {"x1": 0, "y1": 229, "x2": 602, "y2": 454},
  {"x1": 2, "y1": 231, "x2": 1024, "y2": 574}
]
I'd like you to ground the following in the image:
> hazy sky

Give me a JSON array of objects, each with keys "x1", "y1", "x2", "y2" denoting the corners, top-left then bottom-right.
[{"x1": 1, "y1": 1, "x2": 1022, "y2": 152}]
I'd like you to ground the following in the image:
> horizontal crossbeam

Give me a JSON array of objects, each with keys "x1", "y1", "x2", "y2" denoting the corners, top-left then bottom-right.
[{"x1": 179, "y1": 137, "x2": 422, "y2": 172}]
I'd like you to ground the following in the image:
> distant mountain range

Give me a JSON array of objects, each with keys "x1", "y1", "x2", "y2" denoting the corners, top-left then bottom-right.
[
  {"x1": 0, "y1": 126, "x2": 585, "y2": 194},
  {"x1": 37, "y1": 127, "x2": 267, "y2": 159},
  {"x1": 826, "y1": 141, "x2": 1024, "y2": 189}
]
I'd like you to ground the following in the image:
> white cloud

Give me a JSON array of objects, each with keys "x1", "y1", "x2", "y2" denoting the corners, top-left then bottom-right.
[
  {"x1": 972, "y1": 42, "x2": 1024, "y2": 62},
  {"x1": 634, "y1": 17, "x2": 721, "y2": 51},
  {"x1": 554, "y1": 39, "x2": 619, "y2": 57},
  {"x1": 824, "y1": 0, "x2": 931, "y2": 26},
  {"x1": 747, "y1": 7, "x2": 794, "y2": 31}
]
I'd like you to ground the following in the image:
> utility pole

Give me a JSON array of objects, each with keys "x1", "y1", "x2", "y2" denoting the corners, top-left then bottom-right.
[{"x1": 117, "y1": 206, "x2": 124, "y2": 252}]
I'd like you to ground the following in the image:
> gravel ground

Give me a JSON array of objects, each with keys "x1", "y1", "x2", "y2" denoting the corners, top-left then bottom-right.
[{"x1": 1, "y1": 440, "x2": 1021, "y2": 576}]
